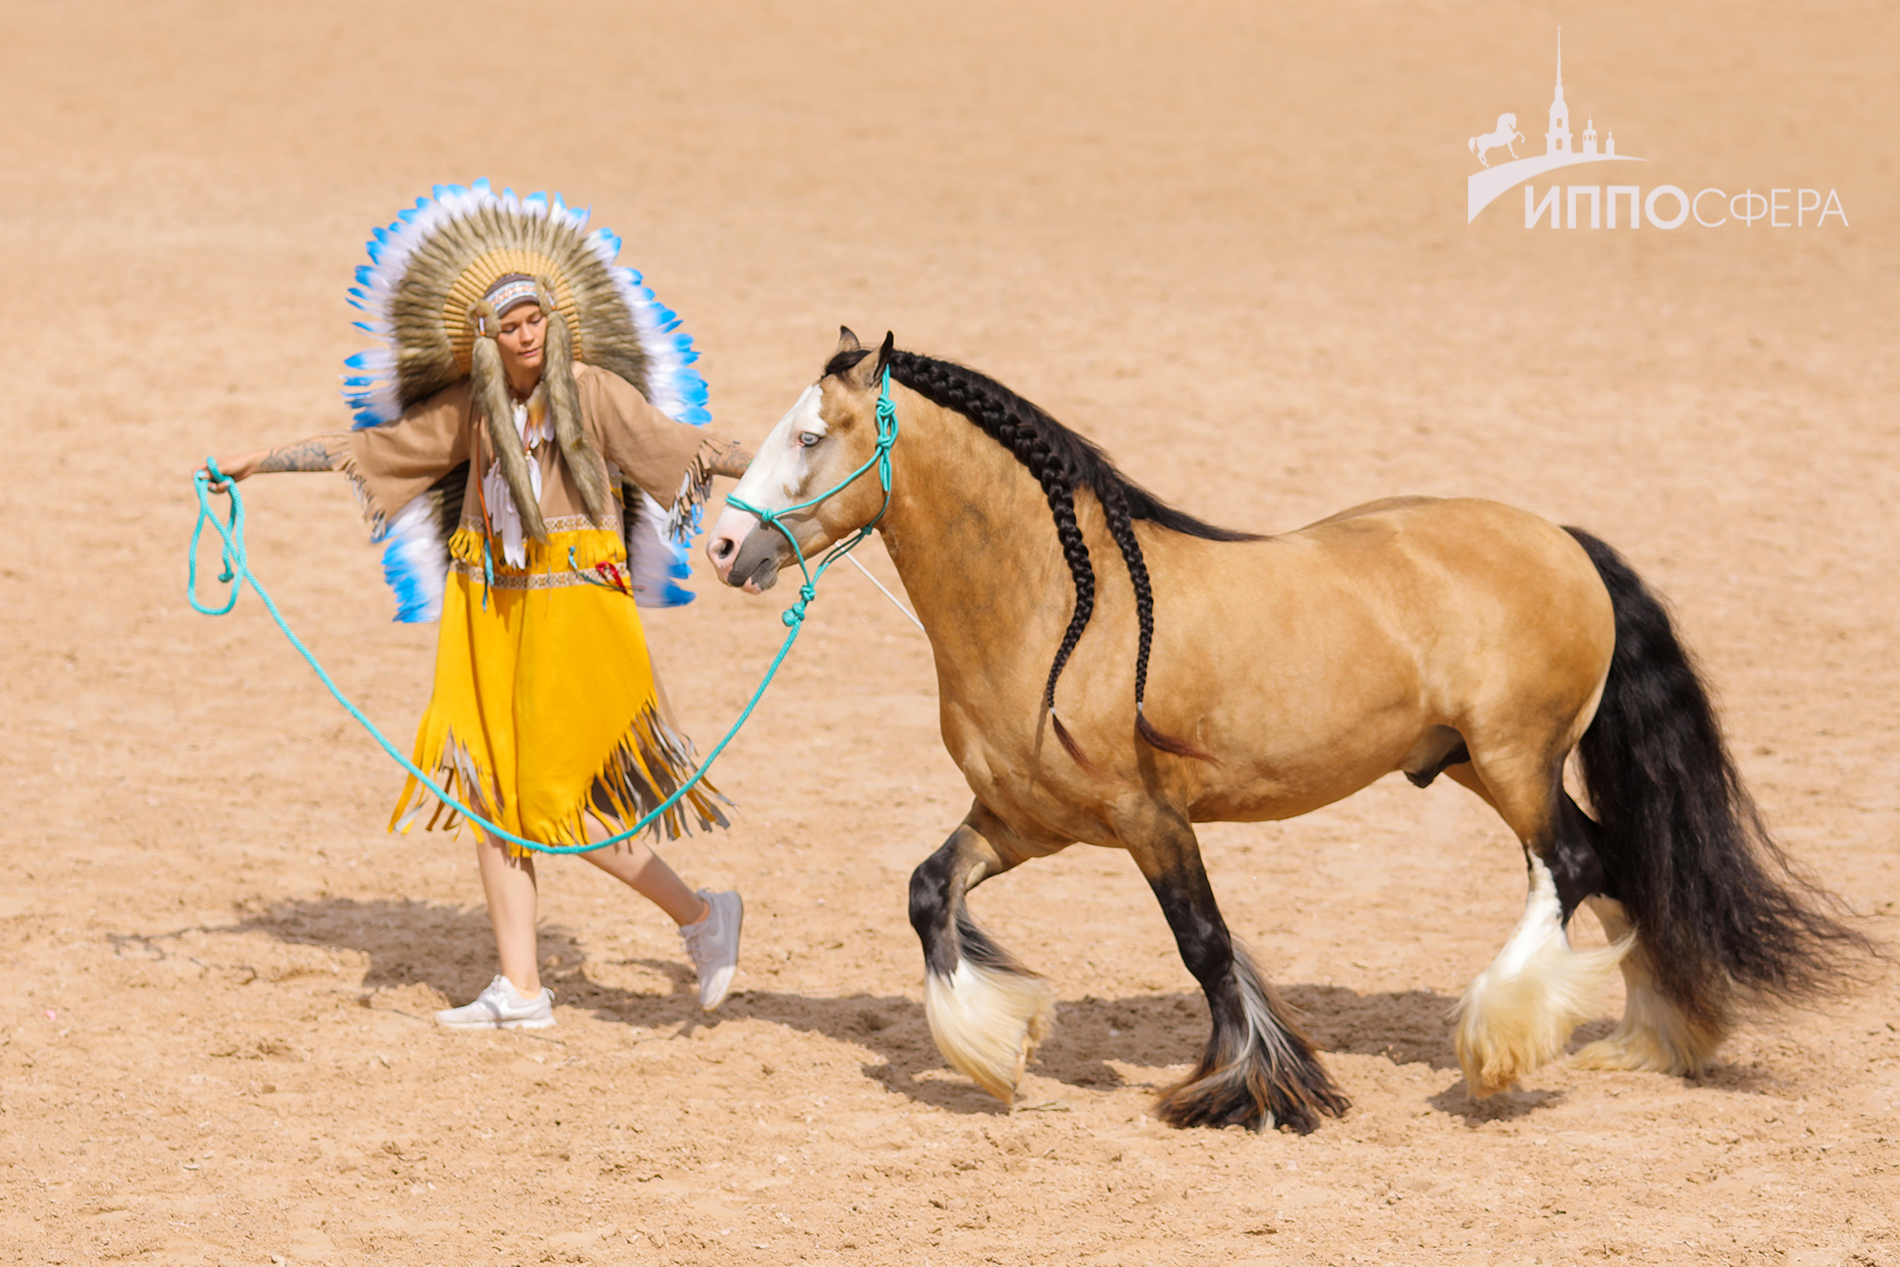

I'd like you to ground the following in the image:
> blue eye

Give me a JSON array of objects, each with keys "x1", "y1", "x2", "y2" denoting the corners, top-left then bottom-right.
[{"x1": 797, "y1": 432, "x2": 822, "y2": 448}]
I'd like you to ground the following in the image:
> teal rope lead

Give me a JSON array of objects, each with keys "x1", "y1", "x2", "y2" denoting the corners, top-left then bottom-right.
[{"x1": 187, "y1": 370, "x2": 899, "y2": 856}]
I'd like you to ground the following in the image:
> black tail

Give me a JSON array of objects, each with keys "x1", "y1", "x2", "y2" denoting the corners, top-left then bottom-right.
[{"x1": 1565, "y1": 528, "x2": 1873, "y2": 1032}]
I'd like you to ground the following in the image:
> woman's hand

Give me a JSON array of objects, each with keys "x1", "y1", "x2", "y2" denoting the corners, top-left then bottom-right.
[{"x1": 197, "y1": 451, "x2": 263, "y2": 492}]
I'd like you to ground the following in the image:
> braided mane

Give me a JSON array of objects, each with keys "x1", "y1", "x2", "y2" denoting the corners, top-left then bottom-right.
[{"x1": 829, "y1": 346, "x2": 1258, "y2": 768}]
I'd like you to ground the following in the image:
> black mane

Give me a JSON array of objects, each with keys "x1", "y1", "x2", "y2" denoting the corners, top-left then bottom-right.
[
  {"x1": 825, "y1": 348, "x2": 1255, "y2": 544},
  {"x1": 829, "y1": 345, "x2": 1257, "y2": 767}
]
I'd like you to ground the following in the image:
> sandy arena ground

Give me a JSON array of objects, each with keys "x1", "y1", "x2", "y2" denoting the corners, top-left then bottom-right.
[{"x1": 3, "y1": 2, "x2": 1897, "y2": 1263}]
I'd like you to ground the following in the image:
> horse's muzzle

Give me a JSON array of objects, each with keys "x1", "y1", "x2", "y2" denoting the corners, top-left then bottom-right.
[
  {"x1": 707, "y1": 511, "x2": 784, "y2": 593},
  {"x1": 731, "y1": 535, "x2": 783, "y2": 592}
]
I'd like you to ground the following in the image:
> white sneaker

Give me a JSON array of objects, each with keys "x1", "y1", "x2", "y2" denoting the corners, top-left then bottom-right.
[
  {"x1": 435, "y1": 975, "x2": 556, "y2": 1030},
  {"x1": 679, "y1": 889, "x2": 743, "y2": 1011}
]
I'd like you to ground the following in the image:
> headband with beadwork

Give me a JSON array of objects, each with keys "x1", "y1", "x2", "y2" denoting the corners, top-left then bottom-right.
[{"x1": 479, "y1": 274, "x2": 542, "y2": 326}]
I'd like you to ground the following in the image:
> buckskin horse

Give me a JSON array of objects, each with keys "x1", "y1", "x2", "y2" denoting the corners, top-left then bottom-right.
[{"x1": 705, "y1": 330, "x2": 1865, "y2": 1132}]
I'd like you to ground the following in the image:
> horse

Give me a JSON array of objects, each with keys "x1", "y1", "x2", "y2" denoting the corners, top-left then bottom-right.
[
  {"x1": 705, "y1": 329, "x2": 1868, "y2": 1132},
  {"x1": 1469, "y1": 113, "x2": 1525, "y2": 167}
]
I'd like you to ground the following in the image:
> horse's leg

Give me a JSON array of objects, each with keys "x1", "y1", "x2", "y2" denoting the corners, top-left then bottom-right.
[
  {"x1": 1131, "y1": 815, "x2": 1349, "y2": 1133},
  {"x1": 909, "y1": 803, "x2": 1057, "y2": 1104},
  {"x1": 1570, "y1": 895, "x2": 1726, "y2": 1077},
  {"x1": 1445, "y1": 761, "x2": 1630, "y2": 1096}
]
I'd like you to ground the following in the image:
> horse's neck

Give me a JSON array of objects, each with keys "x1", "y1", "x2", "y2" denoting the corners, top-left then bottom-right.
[{"x1": 878, "y1": 399, "x2": 1069, "y2": 681}]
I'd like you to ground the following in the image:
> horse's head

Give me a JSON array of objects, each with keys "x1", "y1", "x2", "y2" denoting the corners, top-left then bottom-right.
[{"x1": 707, "y1": 327, "x2": 897, "y2": 592}]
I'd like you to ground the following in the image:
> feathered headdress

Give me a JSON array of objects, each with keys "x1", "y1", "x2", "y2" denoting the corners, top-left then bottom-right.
[{"x1": 343, "y1": 180, "x2": 711, "y2": 621}]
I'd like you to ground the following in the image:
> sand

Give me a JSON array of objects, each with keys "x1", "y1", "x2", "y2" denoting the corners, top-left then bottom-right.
[{"x1": 3, "y1": 1, "x2": 1896, "y2": 1263}]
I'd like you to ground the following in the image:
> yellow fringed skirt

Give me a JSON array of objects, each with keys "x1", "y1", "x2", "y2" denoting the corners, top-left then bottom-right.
[{"x1": 391, "y1": 526, "x2": 728, "y2": 855}]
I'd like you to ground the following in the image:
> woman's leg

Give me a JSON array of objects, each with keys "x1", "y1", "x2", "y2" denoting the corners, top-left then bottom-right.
[
  {"x1": 475, "y1": 827, "x2": 543, "y2": 993},
  {"x1": 580, "y1": 817, "x2": 741, "y2": 1010},
  {"x1": 578, "y1": 819, "x2": 710, "y2": 926}
]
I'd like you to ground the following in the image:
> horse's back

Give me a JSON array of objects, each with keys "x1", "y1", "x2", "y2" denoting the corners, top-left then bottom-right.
[
  {"x1": 1291, "y1": 496, "x2": 1597, "y2": 581},
  {"x1": 1298, "y1": 495, "x2": 1441, "y2": 531},
  {"x1": 1282, "y1": 496, "x2": 1613, "y2": 678},
  {"x1": 1303, "y1": 496, "x2": 1614, "y2": 748}
]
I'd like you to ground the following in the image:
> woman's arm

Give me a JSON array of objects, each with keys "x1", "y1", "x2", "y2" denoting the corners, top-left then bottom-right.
[
  {"x1": 197, "y1": 434, "x2": 348, "y2": 490},
  {"x1": 702, "y1": 435, "x2": 752, "y2": 479}
]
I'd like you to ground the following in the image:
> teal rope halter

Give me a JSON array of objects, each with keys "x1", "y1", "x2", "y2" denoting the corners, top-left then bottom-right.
[
  {"x1": 725, "y1": 368, "x2": 900, "y2": 629},
  {"x1": 188, "y1": 369, "x2": 900, "y2": 856}
]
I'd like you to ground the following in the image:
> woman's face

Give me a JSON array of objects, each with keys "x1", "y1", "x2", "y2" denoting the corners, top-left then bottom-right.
[{"x1": 495, "y1": 303, "x2": 546, "y2": 384}]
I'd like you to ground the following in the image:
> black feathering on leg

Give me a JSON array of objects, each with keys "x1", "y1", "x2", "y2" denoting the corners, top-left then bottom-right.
[
  {"x1": 1134, "y1": 824, "x2": 1348, "y2": 1132},
  {"x1": 1154, "y1": 945, "x2": 1350, "y2": 1133}
]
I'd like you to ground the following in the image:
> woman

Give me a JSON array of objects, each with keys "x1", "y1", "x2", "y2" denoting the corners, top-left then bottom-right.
[{"x1": 204, "y1": 186, "x2": 751, "y2": 1027}]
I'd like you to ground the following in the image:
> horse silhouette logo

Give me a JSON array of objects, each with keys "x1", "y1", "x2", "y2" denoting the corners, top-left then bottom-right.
[
  {"x1": 1468, "y1": 114, "x2": 1525, "y2": 168},
  {"x1": 1464, "y1": 28, "x2": 1644, "y2": 223}
]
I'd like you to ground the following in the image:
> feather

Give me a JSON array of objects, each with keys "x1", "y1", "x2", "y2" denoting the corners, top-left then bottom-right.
[
  {"x1": 378, "y1": 496, "x2": 449, "y2": 623},
  {"x1": 341, "y1": 182, "x2": 716, "y2": 616},
  {"x1": 624, "y1": 488, "x2": 697, "y2": 609}
]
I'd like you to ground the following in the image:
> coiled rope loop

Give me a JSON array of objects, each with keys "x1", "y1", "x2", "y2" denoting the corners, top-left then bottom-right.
[{"x1": 187, "y1": 370, "x2": 899, "y2": 855}]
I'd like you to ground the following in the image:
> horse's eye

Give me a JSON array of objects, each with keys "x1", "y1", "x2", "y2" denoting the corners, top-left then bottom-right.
[{"x1": 797, "y1": 431, "x2": 822, "y2": 448}]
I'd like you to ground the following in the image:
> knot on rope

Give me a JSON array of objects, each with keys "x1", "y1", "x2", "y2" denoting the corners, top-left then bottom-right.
[{"x1": 782, "y1": 581, "x2": 818, "y2": 627}]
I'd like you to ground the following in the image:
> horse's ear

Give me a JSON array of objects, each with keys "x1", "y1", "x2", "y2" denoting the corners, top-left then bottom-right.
[
  {"x1": 839, "y1": 331, "x2": 893, "y2": 391},
  {"x1": 835, "y1": 326, "x2": 862, "y2": 356}
]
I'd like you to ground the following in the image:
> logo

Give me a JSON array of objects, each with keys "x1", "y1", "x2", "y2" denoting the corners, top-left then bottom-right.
[{"x1": 1466, "y1": 30, "x2": 1848, "y2": 230}]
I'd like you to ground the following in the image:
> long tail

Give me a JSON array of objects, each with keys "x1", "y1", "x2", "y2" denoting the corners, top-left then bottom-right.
[{"x1": 1565, "y1": 528, "x2": 1874, "y2": 1033}]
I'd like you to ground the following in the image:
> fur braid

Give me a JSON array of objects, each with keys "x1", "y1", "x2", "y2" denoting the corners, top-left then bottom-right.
[
  {"x1": 886, "y1": 352, "x2": 1102, "y2": 708},
  {"x1": 1042, "y1": 483, "x2": 1096, "y2": 709},
  {"x1": 468, "y1": 330, "x2": 549, "y2": 541},
  {"x1": 1103, "y1": 481, "x2": 1217, "y2": 762},
  {"x1": 537, "y1": 279, "x2": 612, "y2": 524},
  {"x1": 1098, "y1": 482, "x2": 1153, "y2": 708},
  {"x1": 881, "y1": 348, "x2": 1243, "y2": 772}
]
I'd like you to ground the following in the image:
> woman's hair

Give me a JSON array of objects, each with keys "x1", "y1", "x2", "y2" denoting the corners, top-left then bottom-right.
[{"x1": 464, "y1": 276, "x2": 612, "y2": 538}]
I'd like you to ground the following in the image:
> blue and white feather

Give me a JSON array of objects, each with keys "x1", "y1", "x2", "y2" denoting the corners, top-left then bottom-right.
[{"x1": 339, "y1": 179, "x2": 713, "y2": 622}]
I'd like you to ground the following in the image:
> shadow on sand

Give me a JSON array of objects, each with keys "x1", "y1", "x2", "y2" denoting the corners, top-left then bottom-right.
[{"x1": 220, "y1": 896, "x2": 1589, "y2": 1123}]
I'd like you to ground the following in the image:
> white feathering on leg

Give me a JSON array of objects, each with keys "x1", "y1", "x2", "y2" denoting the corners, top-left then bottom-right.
[
  {"x1": 923, "y1": 961, "x2": 1056, "y2": 1103},
  {"x1": 1454, "y1": 855, "x2": 1631, "y2": 1096},
  {"x1": 1570, "y1": 897, "x2": 1725, "y2": 1076}
]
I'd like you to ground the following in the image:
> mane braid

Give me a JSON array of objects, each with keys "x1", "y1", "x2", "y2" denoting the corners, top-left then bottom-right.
[{"x1": 884, "y1": 350, "x2": 1233, "y2": 767}]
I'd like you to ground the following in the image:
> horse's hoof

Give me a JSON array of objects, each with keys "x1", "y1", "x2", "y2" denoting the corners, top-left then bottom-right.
[
  {"x1": 1154, "y1": 1064, "x2": 1350, "y2": 1133},
  {"x1": 1569, "y1": 1009, "x2": 1723, "y2": 1079},
  {"x1": 924, "y1": 960, "x2": 1056, "y2": 1103}
]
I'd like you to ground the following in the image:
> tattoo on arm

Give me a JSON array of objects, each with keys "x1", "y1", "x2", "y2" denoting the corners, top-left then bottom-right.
[
  {"x1": 705, "y1": 437, "x2": 752, "y2": 479},
  {"x1": 256, "y1": 435, "x2": 345, "y2": 474}
]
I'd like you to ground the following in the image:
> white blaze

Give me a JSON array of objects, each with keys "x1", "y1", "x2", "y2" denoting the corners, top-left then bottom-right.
[{"x1": 714, "y1": 384, "x2": 824, "y2": 540}]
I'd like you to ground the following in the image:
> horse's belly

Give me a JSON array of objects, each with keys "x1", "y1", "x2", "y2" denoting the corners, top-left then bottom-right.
[{"x1": 1188, "y1": 719, "x2": 1429, "y2": 824}]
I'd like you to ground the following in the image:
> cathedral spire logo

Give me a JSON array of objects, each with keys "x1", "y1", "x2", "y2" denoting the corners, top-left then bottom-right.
[
  {"x1": 1467, "y1": 28, "x2": 1643, "y2": 223},
  {"x1": 1464, "y1": 29, "x2": 1849, "y2": 231}
]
